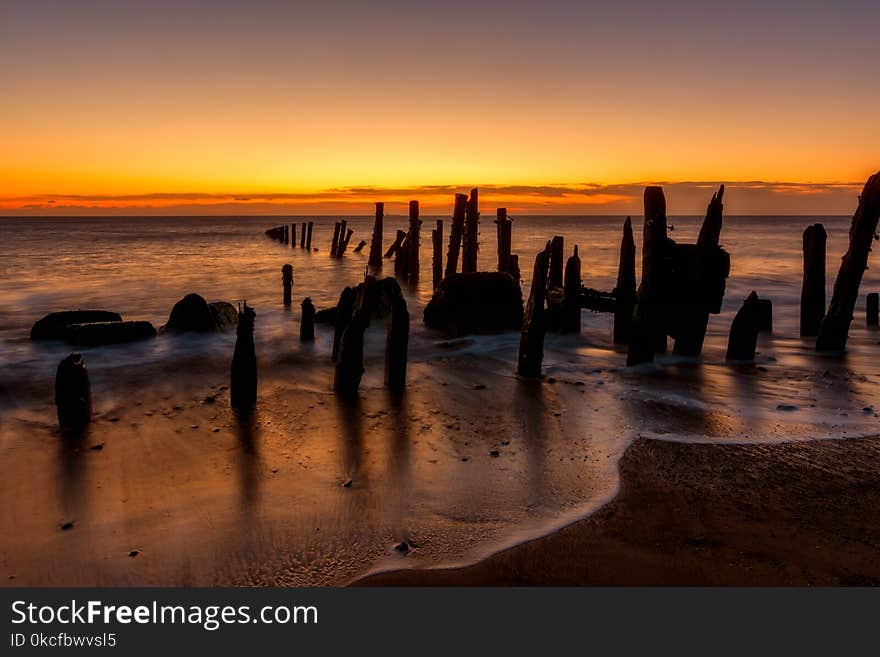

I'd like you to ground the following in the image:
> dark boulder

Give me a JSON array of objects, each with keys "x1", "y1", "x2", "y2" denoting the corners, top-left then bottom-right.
[
  {"x1": 424, "y1": 272, "x2": 523, "y2": 336},
  {"x1": 31, "y1": 310, "x2": 122, "y2": 341},
  {"x1": 163, "y1": 294, "x2": 238, "y2": 332},
  {"x1": 67, "y1": 321, "x2": 156, "y2": 347}
]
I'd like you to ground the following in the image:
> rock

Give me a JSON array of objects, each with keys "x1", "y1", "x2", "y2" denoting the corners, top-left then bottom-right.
[
  {"x1": 31, "y1": 310, "x2": 123, "y2": 341},
  {"x1": 60, "y1": 521, "x2": 74, "y2": 531},
  {"x1": 314, "y1": 307, "x2": 337, "y2": 325},
  {"x1": 393, "y1": 541, "x2": 410, "y2": 553},
  {"x1": 424, "y1": 272, "x2": 524, "y2": 336},
  {"x1": 163, "y1": 294, "x2": 238, "y2": 332},
  {"x1": 128, "y1": 550, "x2": 139, "y2": 558},
  {"x1": 776, "y1": 404, "x2": 798, "y2": 412},
  {"x1": 66, "y1": 320, "x2": 156, "y2": 346},
  {"x1": 342, "y1": 479, "x2": 353, "y2": 488},
  {"x1": 89, "y1": 443, "x2": 104, "y2": 451},
  {"x1": 489, "y1": 449, "x2": 500, "y2": 457}
]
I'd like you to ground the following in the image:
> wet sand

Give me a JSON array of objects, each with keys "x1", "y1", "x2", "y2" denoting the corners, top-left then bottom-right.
[{"x1": 357, "y1": 435, "x2": 880, "y2": 585}]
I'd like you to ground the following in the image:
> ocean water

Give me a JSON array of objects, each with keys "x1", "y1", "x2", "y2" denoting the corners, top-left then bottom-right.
[{"x1": 1, "y1": 213, "x2": 879, "y2": 585}]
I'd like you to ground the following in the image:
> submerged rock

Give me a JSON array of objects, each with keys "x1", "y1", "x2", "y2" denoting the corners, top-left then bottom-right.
[
  {"x1": 163, "y1": 293, "x2": 238, "y2": 332},
  {"x1": 67, "y1": 321, "x2": 156, "y2": 347},
  {"x1": 31, "y1": 310, "x2": 122, "y2": 341},
  {"x1": 424, "y1": 272, "x2": 523, "y2": 336}
]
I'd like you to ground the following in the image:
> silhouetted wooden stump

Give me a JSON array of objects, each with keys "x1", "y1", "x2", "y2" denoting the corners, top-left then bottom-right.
[
  {"x1": 55, "y1": 353, "x2": 92, "y2": 431},
  {"x1": 463, "y1": 188, "x2": 479, "y2": 273},
  {"x1": 548, "y1": 235, "x2": 564, "y2": 289},
  {"x1": 518, "y1": 243, "x2": 551, "y2": 377},
  {"x1": 446, "y1": 193, "x2": 468, "y2": 277},
  {"x1": 331, "y1": 222, "x2": 342, "y2": 258},
  {"x1": 800, "y1": 223, "x2": 826, "y2": 337},
  {"x1": 300, "y1": 223, "x2": 307, "y2": 248},
  {"x1": 338, "y1": 222, "x2": 353, "y2": 257},
  {"x1": 231, "y1": 303, "x2": 257, "y2": 412},
  {"x1": 384, "y1": 278, "x2": 409, "y2": 394},
  {"x1": 300, "y1": 297, "x2": 316, "y2": 342},
  {"x1": 424, "y1": 272, "x2": 524, "y2": 336},
  {"x1": 407, "y1": 200, "x2": 421, "y2": 284},
  {"x1": 67, "y1": 321, "x2": 156, "y2": 347},
  {"x1": 561, "y1": 246, "x2": 582, "y2": 335},
  {"x1": 508, "y1": 254, "x2": 520, "y2": 285},
  {"x1": 495, "y1": 208, "x2": 512, "y2": 274},
  {"x1": 353, "y1": 240, "x2": 367, "y2": 253},
  {"x1": 756, "y1": 298, "x2": 772, "y2": 332},
  {"x1": 291, "y1": 224, "x2": 297, "y2": 248},
  {"x1": 306, "y1": 222, "x2": 313, "y2": 250},
  {"x1": 164, "y1": 293, "x2": 238, "y2": 332},
  {"x1": 282, "y1": 263, "x2": 293, "y2": 306},
  {"x1": 385, "y1": 229, "x2": 406, "y2": 259},
  {"x1": 817, "y1": 172, "x2": 880, "y2": 351},
  {"x1": 868, "y1": 293, "x2": 879, "y2": 327},
  {"x1": 369, "y1": 202, "x2": 384, "y2": 267},
  {"x1": 613, "y1": 217, "x2": 637, "y2": 344},
  {"x1": 432, "y1": 220, "x2": 443, "y2": 290},
  {"x1": 726, "y1": 292, "x2": 761, "y2": 361},
  {"x1": 332, "y1": 287, "x2": 357, "y2": 363},
  {"x1": 334, "y1": 278, "x2": 377, "y2": 398}
]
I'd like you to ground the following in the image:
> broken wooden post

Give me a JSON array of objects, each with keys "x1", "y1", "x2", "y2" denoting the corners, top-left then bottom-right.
[
  {"x1": 726, "y1": 292, "x2": 761, "y2": 361},
  {"x1": 407, "y1": 200, "x2": 421, "y2": 283},
  {"x1": 394, "y1": 233, "x2": 410, "y2": 277},
  {"x1": 291, "y1": 223, "x2": 297, "y2": 247},
  {"x1": 432, "y1": 220, "x2": 443, "y2": 290},
  {"x1": 548, "y1": 235, "x2": 564, "y2": 288},
  {"x1": 800, "y1": 223, "x2": 826, "y2": 337},
  {"x1": 517, "y1": 243, "x2": 551, "y2": 377},
  {"x1": 446, "y1": 193, "x2": 468, "y2": 277},
  {"x1": 613, "y1": 217, "x2": 637, "y2": 344},
  {"x1": 385, "y1": 229, "x2": 406, "y2": 259},
  {"x1": 338, "y1": 226, "x2": 354, "y2": 257},
  {"x1": 508, "y1": 254, "x2": 520, "y2": 285},
  {"x1": 300, "y1": 223, "x2": 307, "y2": 248},
  {"x1": 331, "y1": 222, "x2": 342, "y2": 257},
  {"x1": 353, "y1": 240, "x2": 367, "y2": 253},
  {"x1": 463, "y1": 187, "x2": 479, "y2": 273},
  {"x1": 495, "y1": 208, "x2": 512, "y2": 273},
  {"x1": 384, "y1": 277, "x2": 409, "y2": 394},
  {"x1": 561, "y1": 246, "x2": 582, "y2": 335},
  {"x1": 332, "y1": 287, "x2": 356, "y2": 362},
  {"x1": 817, "y1": 172, "x2": 880, "y2": 351},
  {"x1": 756, "y1": 299, "x2": 772, "y2": 332},
  {"x1": 282, "y1": 264, "x2": 293, "y2": 306},
  {"x1": 306, "y1": 221, "x2": 313, "y2": 250},
  {"x1": 868, "y1": 293, "x2": 879, "y2": 327},
  {"x1": 55, "y1": 353, "x2": 92, "y2": 431},
  {"x1": 627, "y1": 186, "x2": 670, "y2": 365},
  {"x1": 334, "y1": 278, "x2": 377, "y2": 398},
  {"x1": 369, "y1": 202, "x2": 384, "y2": 267},
  {"x1": 231, "y1": 303, "x2": 257, "y2": 412},
  {"x1": 300, "y1": 297, "x2": 316, "y2": 341}
]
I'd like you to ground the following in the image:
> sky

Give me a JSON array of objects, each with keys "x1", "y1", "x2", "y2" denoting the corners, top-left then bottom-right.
[{"x1": 2, "y1": 0, "x2": 878, "y2": 215}]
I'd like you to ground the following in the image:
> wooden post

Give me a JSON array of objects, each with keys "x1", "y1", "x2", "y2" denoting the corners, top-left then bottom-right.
[
  {"x1": 495, "y1": 208, "x2": 511, "y2": 273},
  {"x1": 306, "y1": 222, "x2": 313, "y2": 250},
  {"x1": 432, "y1": 220, "x2": 443, "y2": 290},
  {"x1": 548, "y1": 235, "x2": 564, "y2": 288},
  {"x1": 55, "y1": 353, "x2": 92, "y2": 431},
  {"x1": 332, "y1": 287, "x2": 356, "y2": 363},
  {"x1": 518, "y1": 243, "x2": 551, "y2": 377},
  {"x1": 561, "y1": 246, "x2": 582, "y2": 335},
  {"x1": 230, "y1": 303, "x2": 257, "y2": 412},
  {"x1": 407, "y1": 200, "x2": 421, "y2": 283},
  {"x1": 463, "y1": 188, "x2": 479, "y2": 273},
  {"x1": 385, "y1": 229, "x2": 406, "y2": 259},
  {"x1": 627, "y1": 186, "x2": 669, "y2": 365},
  {"x1": 756, "y1": 299, "x2": 772, "y2": 332},
  {"x1": 384, "y1": 278, "x2": 409, "y2": 394},
  {"x1": 613, "y1": 217, "x2": 637, "y2": 344},
  {"x1": 300, "y1": 223, "x2": 307, "y2": 248},
  {"x1": 291, "y1": 224, "x2": 297, "y2": 248},
  {"x1": 868, "y1": 293, "x2": 879, "y2": 327},
  {"x1": 726, "y1": 292, "x2": 761, "y2": 361},
  {"x1": 800, "y1": 223, "x2": 826, "y2": 337},
  {"x1": 369, "y1": 202, "x2": 384, "y2": 267},
  {"x1": 353, "y1": 240, "x2": 367, "y2": 253},
  {"x1": 334, "y1": 278, "x2": 376, "y2": 397},
  {"x1": 338, "y1": 227, "x2": 354, "y2": 257},
  {"x1": 817, "y1": 172, "x2": 880, "y2": 351},
  {"x1": 394, "y1": 232, "x2": 409, "y2": 277},
  {"x1": 300, "y1": 297, "x2": 315, "y2": 341},
  {"x1": 282, "y1": 263, "x2": 293, "y2": 306},
  {"x1": 335, "y1": 220, "x2": 349, "y2": 257},
  {"x1": 331, "y1": 222, "x2": 342, "y2": 258},
  {"x1": 508, "y1": 254, "x2": 520, "y2": 285},
  {"x1": 446, "y1": 193, "x2": 468, "y2": 277}
]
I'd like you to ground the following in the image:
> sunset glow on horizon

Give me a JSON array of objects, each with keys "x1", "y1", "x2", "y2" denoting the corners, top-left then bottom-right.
[{"x1": 3, "y1": 0, "x2": 879, "y2": 215}]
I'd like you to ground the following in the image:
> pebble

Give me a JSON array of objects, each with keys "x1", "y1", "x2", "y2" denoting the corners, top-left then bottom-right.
[
  {"x1": 60, "y1": 521, "x2": 74, "y2": 531},
  {"x1": 342, "y1": 479, "x2": 353, "y2": 488},
  {"x1": 393, "y1": 541, "x2": 410, "y2": 554},
  {"x1": 128, "y1": 550, "x2": 139, "y2": 558},
  {"x1": 489, "y1": 449, "x2": 500, "y2": 457}
]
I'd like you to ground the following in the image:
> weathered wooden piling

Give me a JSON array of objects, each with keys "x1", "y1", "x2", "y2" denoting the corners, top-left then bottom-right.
[
  {"x1": 230, "y1": 303, "x2": 257, "y2": 412},
  {"x1": 369, "y1": 202, "x2": 384, "y2": 267},
  {"x1": 394, "y1": 232, "x2": 409, "y2": 277},
  {"x1": 462, "y1": 188, "x2": 479, "y2": 273},
  {"x1": 613, "y1": 217, "x2": 637, "y2": 344},
  {"x1": 816, "y1": 172, "x2": 880, "y2": 351},
  {"x1": 406, "y1": 200, "x2": 421, "y2": 283},
  {"x1": 384, "y1": 278, "x2": 409, "y2": 394},
  {"x1": 561, "y1": 246, "x2": 582, "y2": 335},
  {"x1": 385, "y1": 229, "x2": 406, "y2": 259},
  {"x1": 332, "y1": 287, "x2": 357, "y2": 362},
  {"x1": 334, "y1": 278, "x2": 376, "y2": 397},
  {"x1": 284, "y1": 225, "x2": 290, "y2": 245},
  {"x1": 291, "y1": 224, "x2": 297, "y2": 247},
  {"x1": 353, "y1": 240, "x2": 367, "y2": 253},
  {"x1": 726, "y1": 292, "x2": 761, "y2": 361},
  {"x1": 306, "y1": 222, "x2": 313, "y2": 250},
  {"x1": 300, "y1": 223, "x2": 307, "y2": 248},
  {"x1": 282, "y1": 264, "x2": 293, "y2": 306},
  {"x1": 339, "y1": 227, "x2": 354, "y2": 257},
  {"x1": 300, "y1": 297, "x2": 315, "y2": 341},
  {"x1": 495, "y1": 208, "x2": 512, "y2": 274},
  {"x1": 756, "y1": 299, "x2": 773, "y2": 332},
  {"x1": 331, "y1": 222, "x2": 342, "y2": 258},
  {"x1": 800, "y1": 223, "x2": 826, "y2": 337},
  {"x1": 432, "y1": 220, "x2": 443, "y2": 290},
  {"x1": 548, "y1": 235, "x2": 564, "y2": 288},
  {"x1": 868, "y1": 293, "x2": 879, "y2": 327},
  {"x1": 518, "y1": 243, "x2": 551, "y2": 377},
  {"x1": 446, "y1": 193, "x2": 468, "y2": 277},
  {"x1": 55, "y1": 353, "x2": 92, "y2": 431}
]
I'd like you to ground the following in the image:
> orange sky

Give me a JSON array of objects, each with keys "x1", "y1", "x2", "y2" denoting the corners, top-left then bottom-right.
[{"x1": 2, "y1": 1, "x2": 878, "y2": 215}]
